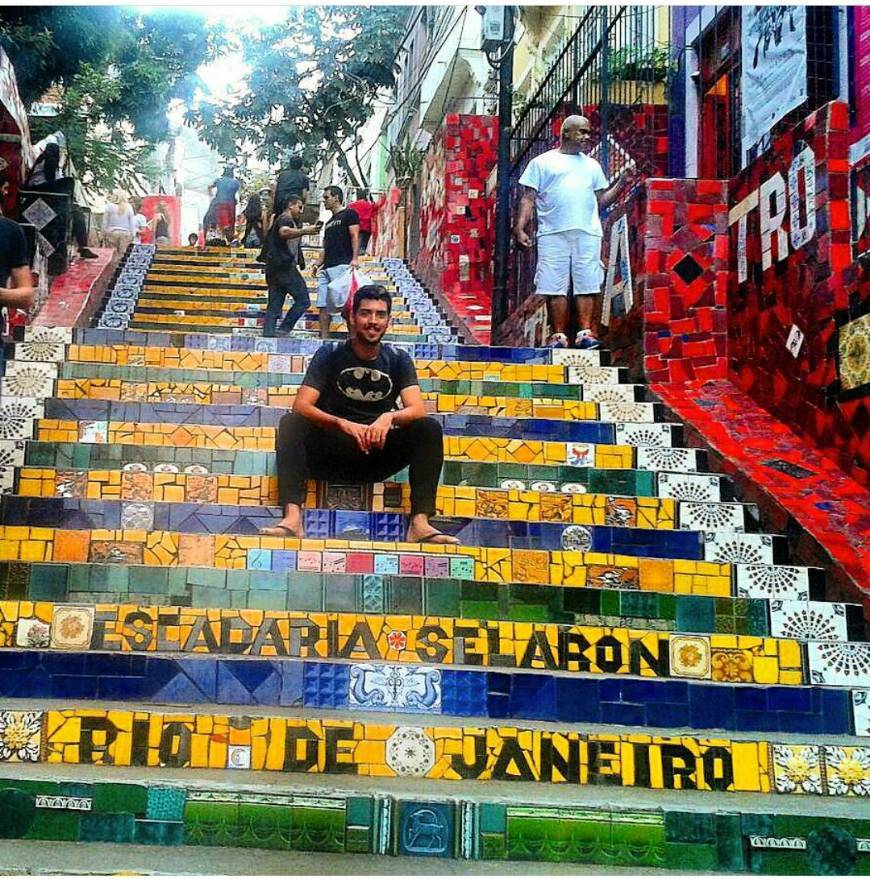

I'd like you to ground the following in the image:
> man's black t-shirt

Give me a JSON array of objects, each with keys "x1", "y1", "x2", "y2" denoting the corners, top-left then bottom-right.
[
  {"x1": 322, "y1": 208, "x2": 360, "y2": 268},
  {"x1": 264, "y1": 215, "x2": 304, "y2": 272},
  {"x1": 274, "y1": 169, "x2": 310, "y2": 208},
  {"x1": 302, "y1": 341, "x2": 418, "y2": 424},
  {"x1": 0, "y1": 217, "x2": 28, "y2": 287}
]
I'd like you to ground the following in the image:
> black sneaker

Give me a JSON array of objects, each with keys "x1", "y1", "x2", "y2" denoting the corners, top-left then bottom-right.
[{"x1": 79, "y1": 248, "x2": 99, "y2": 259}]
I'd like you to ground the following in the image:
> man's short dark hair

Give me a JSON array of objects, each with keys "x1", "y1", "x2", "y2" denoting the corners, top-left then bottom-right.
[
  {"x1": 324, "y1": 185, "x2": 344, "y2": 204},
  {"x1": 285, "y1": 194, "x2": 304, "y2": 208},
  {"x1": 188, "y1": 232, "x2": 198, "y2": 243},
  {"x1": 352, "y1": 285, "x2": 392, "y2": 315},
  {"x1": 288, "y1": 156, "x2": 303, "y2": 170}
]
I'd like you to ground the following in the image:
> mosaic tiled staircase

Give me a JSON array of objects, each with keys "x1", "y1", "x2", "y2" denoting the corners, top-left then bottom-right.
[{"x1": 0, "y1": 243, "x2": 868, "y2": 873}]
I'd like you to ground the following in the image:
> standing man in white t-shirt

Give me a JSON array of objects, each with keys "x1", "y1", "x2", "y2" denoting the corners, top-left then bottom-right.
[{"x1": 513, "y1": 115, "x2": 637, "y2": 349}]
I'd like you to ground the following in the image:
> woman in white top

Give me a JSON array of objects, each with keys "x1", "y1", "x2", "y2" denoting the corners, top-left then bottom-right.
[{"x1": 102, "y1": 190, "x2": 137, "y2": 256}]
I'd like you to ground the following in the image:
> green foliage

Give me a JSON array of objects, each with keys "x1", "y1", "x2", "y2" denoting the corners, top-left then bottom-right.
[
  {"x1": 187, "y1": 6, "x2": 410, "y2": 189},
  {"x1": 0, "y1": 7, "x2": 223, "y2": 195}
]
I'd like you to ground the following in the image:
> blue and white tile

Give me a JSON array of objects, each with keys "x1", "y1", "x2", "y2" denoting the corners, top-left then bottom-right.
[
  {"x1": 769, "y1": 600, "x2": 849, "y2": 642},
  {"x1": 348, "y1": 664, "x2": 442, "y2": 713}
]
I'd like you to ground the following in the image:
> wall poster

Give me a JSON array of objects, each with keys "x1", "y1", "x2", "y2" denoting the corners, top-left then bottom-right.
[{"x1": 741, "y1": 6, "x2": 807, "y2": 164}]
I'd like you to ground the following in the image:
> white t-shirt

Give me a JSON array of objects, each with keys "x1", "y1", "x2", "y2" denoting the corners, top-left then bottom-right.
[
  {"x1": 133, "y1": 212, "x2": 148, "y2": 243},
  {"x1": 519, "y1": 149, "x2": 609, "y2": 237}
]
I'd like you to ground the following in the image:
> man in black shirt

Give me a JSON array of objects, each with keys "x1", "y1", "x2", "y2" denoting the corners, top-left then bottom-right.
[
  {"x1": 313, "y1": 185, "x2": 359, "y2": 339},
  {"x1": 0, "y1": 173, "x2": 35, "y2": 372},
  {"x1": 272, "y1": 156, "x2": 310, "y2": 218},
  {"x1": 260, "y1": 285, "x2": 459, "y2": 545},
  {"x1": 262, "y1": 195, "x2": 322, "y2": 336}
]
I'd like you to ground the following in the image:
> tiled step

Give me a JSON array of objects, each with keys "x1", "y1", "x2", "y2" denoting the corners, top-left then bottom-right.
[
  {"x1": 0, "y1": 525, "x2": 822, "y2": 600},
  {"x1": 0, "y1": 559, "x2": 812, "y2": 638},
  {"x1": 6, "y1": 598, "x2": 865, "y2": 689},
  {"x1": 17, "y1": 325, "x2": 609, "y2": 366},
  {"x1": 0, "y1": 650, "x2": 860, "y2": 736},
  {"x1": 45, "y1": 382, "x2": 658, "y2": 424},
  {"x1": 0, "y1": 700, "x2": 864, "y2": 798},
  {"x1": 0, "y1": 495, "x2": 782, "y2": 562},
  {"x1": 1, "y1": 767, "x2": 868, "y2": 871},
  {"x1": 10, "y1": 469, "x2": 741, "y2": 529},
  {"x1": 5, "y1": 440, "x2": 710, "y2": 485},
  {"x1": 52, "y1": 366, "x2": 638, "y2": 403}
]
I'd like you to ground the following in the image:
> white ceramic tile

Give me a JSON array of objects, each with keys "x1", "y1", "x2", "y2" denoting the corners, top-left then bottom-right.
[
  {"x1": 0, "y1": 467, "x2": 14, "y2": 495},
  {"x1": 807, "y1": 641, "x2": 870, "y2": 688},
  {"x1": 550, "y1": 348, "x2": 601, "y2": 366},
  {"x1": 678, "y1": 501, "x2": 747, "y2": 532},
  {"x1": 852, "y1": 691, "x2": 870, "y2": 737},
  {"x1": 658, "y1": 472, "x2": 722, "y2": 503},
  {"x1": 385, "y1": 727, "x2": 435, "y2": 776},
  {"x1": 703, "y1": 533, "x2": 776, "y2": 565},
  {"x1": 615, "y1": 422, "x2": 674, "y2": 448},
  {"x1": 598, "y1": 401, "x2": 657, "y2": 423},
  {"x1": 768, "y1": 600, "x2": 849, "y2": 642},
  {"x1": 1, "y1": 362, "x2": 56, "y2": 399},
  {"x1": 636, "y1": 446, "x2": 699, "y2": 473},
  {"x1": 734, "y1": 565, "x2": 811, "y2": 600},
  {"x1": 582, "y1": 384, "x2": 638, "y2": 403},
  {"x1": 566, "y1": 364, "x2": 621, "y2": 385},
  {"x1": 0, "y1": 441, "x2": 25, "y2": 469}
]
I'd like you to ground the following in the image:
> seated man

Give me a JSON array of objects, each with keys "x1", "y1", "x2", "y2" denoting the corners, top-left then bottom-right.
[{"x1": 260, "y1": 285, "x2": 459, "y2": 545}]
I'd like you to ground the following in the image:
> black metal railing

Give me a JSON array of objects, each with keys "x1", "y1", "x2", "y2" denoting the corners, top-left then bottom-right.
[{"x1": 502, "y1": 6, "x2": 672, "y2": 331}]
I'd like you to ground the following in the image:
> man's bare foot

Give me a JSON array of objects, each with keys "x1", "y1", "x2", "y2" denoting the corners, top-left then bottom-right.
[
  {"x1": 406, "y1": 514, "x2": 460, "y2": 545},
  {"x1": 258, "y1": 504, "x2": 304, "y2": 538}
]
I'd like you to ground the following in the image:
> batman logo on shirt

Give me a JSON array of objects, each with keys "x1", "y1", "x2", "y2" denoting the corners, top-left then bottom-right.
[{"x1": 337, "y1": 367, "x2": 393, "y2": 402}]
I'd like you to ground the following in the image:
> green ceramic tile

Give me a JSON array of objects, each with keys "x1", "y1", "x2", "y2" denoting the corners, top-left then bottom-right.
[
  {"x1": 662, "y1": 841, "x2": 719, "y2": 871},
  {"x1": 480, "y1": 832, "x2": 507, "y2": 860},
  {"x1": 92, "y1": 783, "x2": 148, "y2": 815},
  {"x1": 385, "y1": 577, "x2": 423, "y2": 614},
  {"x1": 286, "y1": 573, "x2": 324, "y2": 611},
  {"x1": 675, "y1": 596, "x2": 716, "y2": 633},
  {"x1": 248, "y1": 589, "x2": 288, "y2": 611},
  {"x1": 425, "y1": 579, "x2": 461, "y2": 616},
  {"x1": 79, "y1": 812, "x2": 136, "y2": 843},
  {"x1": 26, "y1": 810, "x2": 81, "y2": 842}
]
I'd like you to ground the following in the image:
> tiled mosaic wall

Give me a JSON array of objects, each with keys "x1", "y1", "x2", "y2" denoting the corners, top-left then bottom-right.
[
  {"x1": 727, "y1": 101, "x2": 869, "y2": 486},
  {"x1": 372, "y1": 188, "x2": 406, "y2": 260},
  {"x1": 414, "y1": 114, "x2": 498, "y2": 344}
]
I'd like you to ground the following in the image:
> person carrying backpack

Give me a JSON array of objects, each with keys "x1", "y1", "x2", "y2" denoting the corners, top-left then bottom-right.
[{"x1": 261, "y1": 194, "x2": 322, "y2": 337}]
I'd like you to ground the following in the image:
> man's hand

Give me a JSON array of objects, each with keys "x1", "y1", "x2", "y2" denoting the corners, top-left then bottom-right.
[
  {"x1": 350, "y1": 257, "x2": 360, "y2": 269},
  {"x1": 365, "y1": 412, "x2": 393, "y2": 450},
  {"x1": 338, "y1": 417, "x2": 370, "y2": 453},
  {"x1": 512, "y1": 227, "x2": 532, "y2": 249},
  {"x1": 618, "y1": 166, "x2": 641, "y2": 188}
]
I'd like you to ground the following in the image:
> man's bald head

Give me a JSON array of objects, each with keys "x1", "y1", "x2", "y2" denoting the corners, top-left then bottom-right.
[
  {"x1": 560, "y1": 115, "x2": 591, "y2": 137},
  {"x1": 559, "y1": 115, "x2": 593, "y2": 154}
]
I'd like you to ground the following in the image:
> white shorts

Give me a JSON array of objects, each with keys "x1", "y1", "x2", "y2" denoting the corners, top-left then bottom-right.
[{"x1": 535, "y1": 229, "x2": 604, "y2": 297}]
